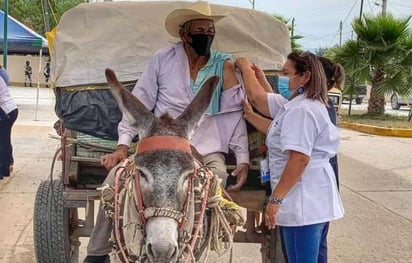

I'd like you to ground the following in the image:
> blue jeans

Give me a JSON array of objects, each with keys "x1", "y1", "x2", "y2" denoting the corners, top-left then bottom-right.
[
  {"x1": 0, "y1": 108, "x2": 18, "y2": 177},
  {"x1": 280, "y1": 223, "x2": 326, "y2": 263}
]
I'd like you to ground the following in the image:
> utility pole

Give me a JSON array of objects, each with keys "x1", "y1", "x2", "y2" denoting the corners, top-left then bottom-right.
[
  {"x1": 2, "y1": 0, "x2": 8, "y2": 68},
  {"x1": 248, "y1": 0, "x2": 255, "y2": 10},
  {"x1": 349, "y1": 0, "x2": 365, "y2": 116},
  {"x1": 291, "y1": 17, "x2": 295, "y2": 38},
  {"x1": 359, "y1": 0, "x2": 364, "y2": 19},
  {"x1": 43, "y1": 0, "x2": 51, "y2": 32},
  {"x1": 382, "y1": 0, "x2": 387, "y2": 16},
  {"x1": 339, "y1": 21, "x2": 343, "y2": 47}
]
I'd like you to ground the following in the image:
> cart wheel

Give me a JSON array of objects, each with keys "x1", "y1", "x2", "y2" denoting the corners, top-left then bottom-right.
[
  {"x1": 261, "y1": 228, "x2": 287, "y2": 263},
  {"x1": 33, "y1": 179, "x2": 78, "y2": 263}
]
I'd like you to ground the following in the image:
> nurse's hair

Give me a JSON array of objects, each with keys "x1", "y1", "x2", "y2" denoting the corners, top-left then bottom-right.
[
  {"x1": 287, "y1": 52, "x2": 328, "y2": 104},
  {"x1": 318, "y1": 56, "x2": 345, "y2": 91}
]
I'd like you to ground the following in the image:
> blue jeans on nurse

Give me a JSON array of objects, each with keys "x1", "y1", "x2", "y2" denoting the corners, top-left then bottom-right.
[
  {"x1": 280, "y1": 223, "x2": 326, "y2": 263},
  {"x1": 0, "y1": 108, "x2": 18, "y2": 178}
]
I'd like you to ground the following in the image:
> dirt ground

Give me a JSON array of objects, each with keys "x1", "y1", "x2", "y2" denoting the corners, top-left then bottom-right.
[{"x1": 0, "y1": 86, "x2": 411, "y2": 263}]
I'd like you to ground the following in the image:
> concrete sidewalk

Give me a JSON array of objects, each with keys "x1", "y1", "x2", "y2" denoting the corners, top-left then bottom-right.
[{"x1": 0, "y1": 87, "x2": 411, "y2": 262}]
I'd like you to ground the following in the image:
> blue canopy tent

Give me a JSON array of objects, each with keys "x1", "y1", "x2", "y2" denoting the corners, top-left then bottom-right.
[{"x1": 0, "y1": 10, "x2": 48, "y2": 55}]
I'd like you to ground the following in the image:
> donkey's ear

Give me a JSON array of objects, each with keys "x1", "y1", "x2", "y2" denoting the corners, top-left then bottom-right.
[
  {"x1": 105, "y1": 69, "x2": 155, "y2": 137},
  {"x1": 177, "y1": 76, "x2": 219, "y2": 134}
]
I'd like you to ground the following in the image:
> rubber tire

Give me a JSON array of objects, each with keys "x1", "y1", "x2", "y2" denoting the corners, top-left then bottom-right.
[
  {"x1": 33, "y1": 179, "x2": 73, "y2": 263},
  {"x1": 391, "y1": 95, "x2": 401, "y2": 110},
  {"x1": 355, "y1": 97, "x2": 363, "y2": 105}
]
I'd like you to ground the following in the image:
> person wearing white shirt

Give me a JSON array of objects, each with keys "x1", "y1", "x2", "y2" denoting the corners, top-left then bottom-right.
[
  {"x1": 0, "y1": 66, "x2": 18, "y2": 179},
  {"x1": 236, "y1": 52, "x2": 344, "y2": 263}
]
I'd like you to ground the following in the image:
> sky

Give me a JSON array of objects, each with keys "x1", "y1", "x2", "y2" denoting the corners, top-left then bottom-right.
[{"x1": 112, "y1": 0, "x2": 412, "y2": 51}]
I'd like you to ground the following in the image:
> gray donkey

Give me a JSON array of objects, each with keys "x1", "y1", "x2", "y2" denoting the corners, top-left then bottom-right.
[{"x1": 105, "y1": 69, "x2": 219, "y2": 263}]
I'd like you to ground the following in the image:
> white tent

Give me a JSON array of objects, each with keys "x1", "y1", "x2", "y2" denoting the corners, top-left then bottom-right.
[{"x1": 52, "y1": 1, "x2": 291, "y2": 87}]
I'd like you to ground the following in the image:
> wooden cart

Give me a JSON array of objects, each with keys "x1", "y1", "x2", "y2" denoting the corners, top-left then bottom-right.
[{"x1": 32, "y1": 2, "x2": 291, "y2": 262}]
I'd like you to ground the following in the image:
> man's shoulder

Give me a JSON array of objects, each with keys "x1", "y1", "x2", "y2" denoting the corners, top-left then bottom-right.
[
  {"x1": 153, "y1": 42, "x2": 182, "y2": 58},
  {"x1": 211, "y1": 49, "x2": 233, "y2": 66}
]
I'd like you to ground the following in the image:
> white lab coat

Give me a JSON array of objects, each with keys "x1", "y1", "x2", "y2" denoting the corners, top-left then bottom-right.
[{"x1": 266, "y1": 93, "x2": 344, "y2": 226}]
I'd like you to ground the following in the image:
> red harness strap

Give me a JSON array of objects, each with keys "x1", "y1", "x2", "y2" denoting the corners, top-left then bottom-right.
[{"x1": 137, "y1": 136, "x2": 191, "y2": 154}]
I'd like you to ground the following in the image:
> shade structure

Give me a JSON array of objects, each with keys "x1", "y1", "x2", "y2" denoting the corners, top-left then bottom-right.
[{"x1": 0, "y1": 10, "x2": 49, "y2": 55}]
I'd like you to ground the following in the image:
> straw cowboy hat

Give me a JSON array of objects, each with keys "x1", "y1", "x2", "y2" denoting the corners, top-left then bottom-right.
[{"x1": 165, "y1": 1, "x2": 226, "y2": 38}]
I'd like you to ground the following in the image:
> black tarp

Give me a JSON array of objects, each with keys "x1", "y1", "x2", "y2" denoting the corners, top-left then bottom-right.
[{"x1": 54, "y1": 83, "x2": 136, "y2": 140}]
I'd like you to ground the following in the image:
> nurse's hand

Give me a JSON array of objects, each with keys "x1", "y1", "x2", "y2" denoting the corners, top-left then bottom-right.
[
  {"x1": 265, "y1": 203, "x2": 281, "y2": 229},
  {"x1": 242, "y1": 99, "x2": 254, "y2": 119},
  {"x1": 235, "y1": 57, "x2": 252, "y2": 72}
]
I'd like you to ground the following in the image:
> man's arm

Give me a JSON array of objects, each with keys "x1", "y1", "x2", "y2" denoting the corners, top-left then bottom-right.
[
  {"x1": 102, "y1": 53, "x2": 160, "y2": 170},
  {"x1": 222, "y1": 60, "x2": 249, "y2": 191},
  {"x1": 226, "y1": 115, "x2": 249, "y2": 191},
  {"x1": 222, "y1": 60, "x2": 239, "y2": 90}
]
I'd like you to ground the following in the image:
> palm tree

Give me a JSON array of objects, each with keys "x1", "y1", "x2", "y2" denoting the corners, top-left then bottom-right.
[
  {"x1": 273, "y1": 14, "x2": 303, "y2": 53},
  {"x1": 332, "y1": 14, "x2": 412, "y2": 114}
]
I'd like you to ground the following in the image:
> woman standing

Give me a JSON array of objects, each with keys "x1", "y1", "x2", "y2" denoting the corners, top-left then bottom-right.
[
  {"x1": 0, "y1": 65, "x2": 18, "y2": 179},
  {"x1": 236, "y1": 52, "x2": 344, "y2": 263}
]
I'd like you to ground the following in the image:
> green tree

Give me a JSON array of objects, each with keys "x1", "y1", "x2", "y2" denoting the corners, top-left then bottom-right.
[
  {"x1": 332, "y1": 14, "x2": 412, "y2": 114},
  {"x1": 273, "y1": 14, "x2": 303, "y2": 53},
  {"x1": 315, "y1": 46, "x2": 329, "y2": 57},
  {"x1": 0, "y1": 0, "x2": 86, "y2": 35}
]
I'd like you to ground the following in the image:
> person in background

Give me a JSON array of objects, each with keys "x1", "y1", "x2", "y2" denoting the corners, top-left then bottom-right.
[
  {"x1": 236, "y1": 52, "x2": 344, "y2": 263},
  {"x1": 44, "y1": 61, "x2": 51, "y2": 88},
  {"x1": 24, "y1": 60, "x2": 32, "y2": 87},
  {"x1": 317, "y1": 56, "x2": 345, "y2": 263},
  {"x1": 0, "y1": 65, "x2": 18, "y2": 179}
]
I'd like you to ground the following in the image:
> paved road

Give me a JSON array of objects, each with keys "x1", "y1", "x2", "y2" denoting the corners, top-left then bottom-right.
[
  {"x1": 341, "y1": 100, "x2": 411, "y2": 117},
  {"x1": 0, "y1": 87, "x2": 411, "y2": 262}
]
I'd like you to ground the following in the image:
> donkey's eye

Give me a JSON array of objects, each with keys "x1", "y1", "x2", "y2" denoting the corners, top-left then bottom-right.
[{"x1": 137, "y1": 169, "x2": 147, "y2": 180}]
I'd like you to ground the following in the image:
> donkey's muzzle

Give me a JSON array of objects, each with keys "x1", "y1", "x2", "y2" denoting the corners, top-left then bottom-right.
[{"x1": 146, "y1": 242, "x2": 178, "y2": 263}]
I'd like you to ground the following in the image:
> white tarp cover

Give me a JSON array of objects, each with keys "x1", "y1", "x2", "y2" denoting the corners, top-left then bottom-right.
[{"x1": 52, "y1": 1, "x2": 291, "y2": 87}]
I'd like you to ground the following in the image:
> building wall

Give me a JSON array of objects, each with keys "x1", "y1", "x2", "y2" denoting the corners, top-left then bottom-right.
[{"x1": 0, "y1": 54, "x2": 49, "y2": 86}]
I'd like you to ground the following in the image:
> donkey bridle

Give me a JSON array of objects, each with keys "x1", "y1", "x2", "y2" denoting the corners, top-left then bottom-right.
[{"x1": 113, "y1": 135, "x2": 214, "y2": 262}]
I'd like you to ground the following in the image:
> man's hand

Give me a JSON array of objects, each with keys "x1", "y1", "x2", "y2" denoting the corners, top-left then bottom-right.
[
  {"x1": 227, "y1": 163, "x2": 249, "y2": 191},
  {"x1": 100, "y1": 145, "x2": 128, "y2": 170}
]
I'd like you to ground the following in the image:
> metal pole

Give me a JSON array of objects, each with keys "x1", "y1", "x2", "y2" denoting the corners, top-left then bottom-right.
[
  {"x1": 382, "y1": 0, "x2": 387, "y2": 16},
  {"x1": 349, "y1": 0, "x2": 365, "y2": 116},
  {"x1": 43, "y1": 0, "x2": 51, "y2": 32},
  {"x1": 248, "y1": 0, "x2": 255, "y2": 10},
  {"x1": 3, "y1": 0, "x2": 9, "y2": 68},
  {"x1": 339, "y1": 21, "x2": 343, "y2": 47},
  {"x1": 35, "y1": 49, "x2": 43, "y2": 121},
  {"x1": 291, "y1": 17, "x2": 295, "y2": 38},
  {"x1": 359, "y1": 0, "x2": 364, "y2": 19}
]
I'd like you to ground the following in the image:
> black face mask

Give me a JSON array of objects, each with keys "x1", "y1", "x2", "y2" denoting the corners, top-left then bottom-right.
[{"x1": 188, "y1": 34, "x2": 214, "y2": 56}]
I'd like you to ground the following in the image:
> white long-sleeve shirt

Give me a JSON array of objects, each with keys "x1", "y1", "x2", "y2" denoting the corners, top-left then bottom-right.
[
  {"x1": 118, "y1": 42, "x2": 249, "y2": 164},
  {"x1": 0, "y1": 75, "x2": 17, "y2": 114}
]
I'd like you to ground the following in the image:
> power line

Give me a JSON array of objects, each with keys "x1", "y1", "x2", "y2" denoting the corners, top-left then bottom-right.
[
  {"x1": 329, "y1": 0, "x2": 359, "y2": 46},
  {"x1": 391, "y1": 1, "x2": 412, "y2": 8}
]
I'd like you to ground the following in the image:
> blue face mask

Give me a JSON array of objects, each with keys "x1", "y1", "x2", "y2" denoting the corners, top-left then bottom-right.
[
  {"x1": 277, "y1": 75, "x2": 303, "y2": 100},
  {"x1": 277, "y1": 76, "x2": 293, "y2": 99}
]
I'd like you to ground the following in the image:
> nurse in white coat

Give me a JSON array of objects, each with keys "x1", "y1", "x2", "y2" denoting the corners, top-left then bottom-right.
[{"x1": 236, "y1": 52, "x2": 344, "y2": 263}]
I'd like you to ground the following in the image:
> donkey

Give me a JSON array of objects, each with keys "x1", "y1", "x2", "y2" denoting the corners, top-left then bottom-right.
[{"x1": 105, "y1": 69, "x2": 219, "y2": 263}]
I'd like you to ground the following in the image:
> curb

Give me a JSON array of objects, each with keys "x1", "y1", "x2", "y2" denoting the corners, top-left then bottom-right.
[{"x1": 340, "y1": 121, "x2": 412, "y2": 138}]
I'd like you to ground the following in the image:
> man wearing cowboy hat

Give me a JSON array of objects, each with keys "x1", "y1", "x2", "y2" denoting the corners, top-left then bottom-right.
[{"x1": 84, "y1": 2, "x2": 249, "y2": 262}]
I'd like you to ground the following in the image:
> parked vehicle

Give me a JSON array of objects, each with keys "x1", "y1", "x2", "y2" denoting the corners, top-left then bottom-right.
[
  {"x1": 343, "y1": 85, "x2": 367, "y2": 104},
  {"x1": 328, "y1": 87, "x2": 343, "y2": 115},
  {"x1": 390, "y1": 93, "x2": 412, "y2": 110}
]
